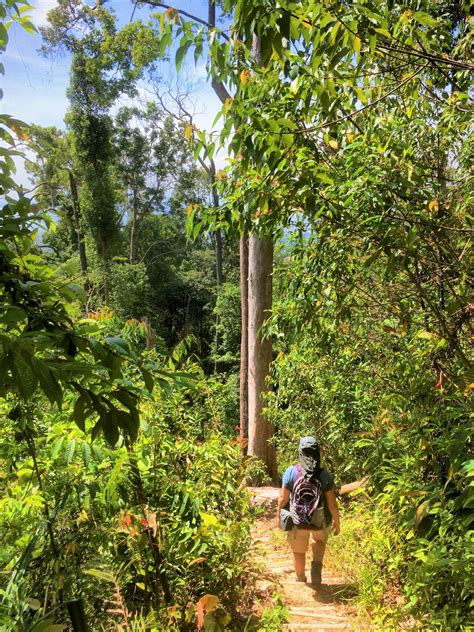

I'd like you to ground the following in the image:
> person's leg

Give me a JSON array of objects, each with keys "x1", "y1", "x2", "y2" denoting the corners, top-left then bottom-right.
[
  {"x1": 293, "y1": 552, "x2": 306, "y2": 581},
  {"x1": 286, "y1": 528, "x2": 310, "y2": 581},
  {"x1": 311, "y1": 539, "x2": 326, "y2": 562},
  {"x1": 310, "y1": 529, "x2": 330, "y2": 586}
]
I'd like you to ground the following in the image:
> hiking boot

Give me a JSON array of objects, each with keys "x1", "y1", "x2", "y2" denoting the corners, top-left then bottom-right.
[
  {"x1": 311, "y1": 561, "x2": 322, "y2": 586},
  {"x1": 296, "y1": 574, "x2": 307, "y2": 583}
]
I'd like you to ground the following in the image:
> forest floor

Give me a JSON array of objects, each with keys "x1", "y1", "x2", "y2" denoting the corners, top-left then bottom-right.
[{"x1": 248, "y1": 487, "x2": 372, "y2": 631}]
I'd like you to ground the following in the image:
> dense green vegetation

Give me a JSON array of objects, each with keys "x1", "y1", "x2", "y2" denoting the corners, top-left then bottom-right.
[{"x1": 1, "y1": 0, "x2": 472, "y2": 630}]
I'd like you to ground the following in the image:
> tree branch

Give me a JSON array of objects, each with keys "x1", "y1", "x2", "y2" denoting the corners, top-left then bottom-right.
[
  {"x1": 136, "y1": 0, "x2": 230, "y2": 41},
  {"x1": 299, "y1": 65, "x2": 427, "y2": 135}
]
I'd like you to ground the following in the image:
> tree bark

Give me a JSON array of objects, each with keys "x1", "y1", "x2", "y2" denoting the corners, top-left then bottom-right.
[
  {"x1": 211, "y1": 170, "x2": 223, "y2": 286},
  {"x1": 68, "y1": 170, "x2": 88, "y2": 281},
  {"x1": 214, "y1": 226, "x2": 223, "y2": 374},
  {"x1": 215, "y1": 228, "x2": 223, "y2": 285},
  {"x1": 208, "y1": 0, "x2": 215, "y2": 26},
  {"x1": 247, "y1": 233, "x2": 277, "y2": 481},
  {"x1": 239, "y1": 234, "x2": 249, "y2": 451},
  {"x1": 130, "y1": 209, "x2": 139, "y2": 264},
  {"x1": 101, "y1": 239, "x2": 110, "y2": 303}
]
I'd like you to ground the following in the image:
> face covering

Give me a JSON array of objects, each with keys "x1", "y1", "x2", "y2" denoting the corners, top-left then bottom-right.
[{"x1": 298, "y1": 436, "x2": 321, "y2": 480}]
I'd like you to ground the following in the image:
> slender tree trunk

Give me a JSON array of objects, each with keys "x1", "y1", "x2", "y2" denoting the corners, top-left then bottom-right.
[
  {"x1": 130, "y1": 210, "x2": 139, "y2": 264},
  {"x1": 208, "y1": 0, "x2": 215, "y2": 26},
  {"x1": 210, "y1": 166, "x2": 224, "y2": 372},
  {"x1": 239, "y1": 234, "x2": 249, "y2": 451},
  {"x1": 101, "y1": 239, "x2": 110, "y2": 303},
  {"x1": 212, "y1": 173, "x2": 223, "y2": 289},
  {"x1": 215, "y1": 228, "x2": 223, "y2": 285},
  {"x1": 247, "y1": 233, "x2": 276, "y2": 481},
  {"x1": 214, "y1": 227, "x2": 223, "y2": 374},
  {"x1": 68, "y1": 170, "x2": 88, "y2": 282},
  {"x1": 129, "y1": 188, "x2": 141, "y2": 264}
]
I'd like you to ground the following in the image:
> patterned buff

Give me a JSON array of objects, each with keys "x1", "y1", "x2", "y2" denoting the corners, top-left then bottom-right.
[{"x1": 298, "y1": 436, "x2": 321, "y2": 480}]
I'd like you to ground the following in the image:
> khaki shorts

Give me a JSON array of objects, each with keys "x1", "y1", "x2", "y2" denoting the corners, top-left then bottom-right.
[{"x1": 286, "y1": 526, "x2": 331, "y2": 554}]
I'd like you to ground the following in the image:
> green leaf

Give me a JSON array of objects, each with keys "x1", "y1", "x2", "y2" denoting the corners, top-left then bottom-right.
[
  {"x1": 2, "y1": 305, "x2": 26, "y2": 326},
  {"x1": 91, "y1": 444, "x2": 103, "y2": 462},
  {"x1": 82, "y1": 442, "x2": 91, "y2": 468},
  {"x1": 111, "y1": 405, "x2": 139, "y2": 443},
  {"x1": 374, "y1": 27, "x2": 392, "y2": 39},
  {"x1": 460, "y1": 460, "x2": 474, "y2": 476},
  {"x1": 175, "y1": 40, "x2": 192, "y2": 72},
  {"x1": 315, "y1": 171, "x2": 334, "y2": 186},
  {"x1": 91, "y1": 418, "x2": 103, "y2": 443},
  {"x1": 104, "y1": 337, "x2": 132, "y2": 356},
  {"x1": 179, "y1": 491, "x2": 189, "y2": 515},
  {"x1": 281, "y1": 133, "x2": 294, "y2": 148},
  {"x1": 102, "y1": 412, "x2": 119, "y2": 447},
  {"x1": 140, "y1": 367, "x2": 154, "y2": 393},
  {"x1": 406, "y1": 228, "x2": 417, "y2": 248},
  {"x1": 193, "y1": 221, "x2": 203, "y2": 240},
  {"x1": 36, "y1": 362, "x2": 62, "y2": 406},
  {"x1": 18, "y1": 18, "x2": 37, "y2": 34},
  {"x1": 51, "y1": 437, "x2": 65, "y2": 460},
  {"x1": 11, "y1": 345, "x2": 37, "y2": 399},
  {"x1": 73, "y1": 395, "x2": 87, "y2": 433},
  {"x1": 320, "y1": 91, "x2": 330, "y2": 113},
  {"x1": 413, "y1": 12, "x2": 438, "y2": 28},
  {"x1": 64, "y1": 439, "x2": 76, "y2": 465},
  {"x1": 276, "y1": 118, "x2": 297, "y2": 131},
  {"x1": 83, "y1": 568, "x2": 115, "y2": 583},
  {"x1": 111, "y1": 388, "x2": 138, "y2": 411}
]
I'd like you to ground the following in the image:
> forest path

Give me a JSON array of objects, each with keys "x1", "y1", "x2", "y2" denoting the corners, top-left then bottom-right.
[{"x1": 248, "y1": 487, "x2": 367, "y2": 632}]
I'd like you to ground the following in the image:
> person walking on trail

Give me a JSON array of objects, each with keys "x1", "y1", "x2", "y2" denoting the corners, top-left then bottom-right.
[{"x1": 276, "y1": 436, "x2": 340, "y2": 586}]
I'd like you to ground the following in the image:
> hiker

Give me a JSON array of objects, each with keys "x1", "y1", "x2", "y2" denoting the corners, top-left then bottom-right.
[{"x1": 276, "y1": 436, "x2": 340, "y2": 586}]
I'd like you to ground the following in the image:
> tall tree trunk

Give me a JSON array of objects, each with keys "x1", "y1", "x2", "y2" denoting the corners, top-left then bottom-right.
[
  {"x1": 245, "y1": 34, "x2": 277, "y2": 481},
  {"x1": 130, "y1": 209, "x2": 139, "y2": 264},
  {"x1": 214, "y1": 228, "x2": 223, "y2": 374},
  {"x1": 239, "y1": 234, "x2": 249, "y2": 451},
  {"x1": 204, "y1": 3, "x2": 276, "y2": 476},
  {"x1": 129, "y1": 189, "x2": 140, "y2": 264},
  {"x1": 68, "y1": 170, "x2": 88, "y2": 283},
  {"x1": 210, "y1": 166, "x2": 224, "y2": 372},
  {"x1": 212, "y1": 172, "x2": 223, "y2": 286},
  {"x1": 247, "y1": 234, "x2": 277, "y2": 481},
  {"x1": 215, "y1": 227, "x2": 223, "y2": 285},
  {"x1": 101, "y1": 239, "x2": 110, "y2": 303}
]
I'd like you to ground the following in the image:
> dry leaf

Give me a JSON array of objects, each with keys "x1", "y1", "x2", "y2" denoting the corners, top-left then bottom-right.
[
  {"x1": 198, "y1": 594, "x2": 219, "y2": 613},
  {"x1": 414, "y1": 500, "x2": 429, "y2": 529}
]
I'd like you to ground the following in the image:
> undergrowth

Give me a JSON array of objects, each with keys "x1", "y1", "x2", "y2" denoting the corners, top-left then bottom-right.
[{"x1": 325, "y1": 497, "x2": 416, "y2": 630}]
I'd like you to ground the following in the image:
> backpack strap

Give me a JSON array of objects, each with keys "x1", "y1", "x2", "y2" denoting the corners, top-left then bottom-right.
[{"x1": 290, "y1": 464, "x2": 303, "y2": 495}]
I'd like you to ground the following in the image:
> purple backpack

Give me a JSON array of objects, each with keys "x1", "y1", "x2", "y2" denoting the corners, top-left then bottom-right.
[{"x1": 289, "y1": 464, "x2": 323, "y2": 527}]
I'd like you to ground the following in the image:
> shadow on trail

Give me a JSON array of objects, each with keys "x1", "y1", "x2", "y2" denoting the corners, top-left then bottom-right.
[{"x1": 312, "y1": 582, "x2": 358, "y2": 604}]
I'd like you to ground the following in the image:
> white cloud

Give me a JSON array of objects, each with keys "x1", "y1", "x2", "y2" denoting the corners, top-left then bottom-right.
[{"x1": 30, "y1": 0, "x2": 58, "y2": 28}]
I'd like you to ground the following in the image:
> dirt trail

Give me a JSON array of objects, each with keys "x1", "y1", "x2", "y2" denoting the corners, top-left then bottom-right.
[{"x1": 249, "y1": 487, "x2": 365, "y2": 632}]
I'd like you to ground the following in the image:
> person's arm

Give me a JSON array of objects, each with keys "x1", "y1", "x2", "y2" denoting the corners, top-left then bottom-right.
[
  {"x1": 325, "y1": 488, "x2": 340, "y2": 535},
  {"x1": 276, "y1": 486, "x2": 290, "y2": 528}
]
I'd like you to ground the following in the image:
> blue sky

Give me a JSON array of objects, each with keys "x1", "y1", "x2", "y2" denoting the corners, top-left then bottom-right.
[{"x1": 3, "y1": 0, "x2": 224, "y2": 184}]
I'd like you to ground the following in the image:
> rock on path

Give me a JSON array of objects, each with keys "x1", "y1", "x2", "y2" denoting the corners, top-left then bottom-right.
[{"x1": 248, "y1": 487, "x2": 368, "y2": 632}]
